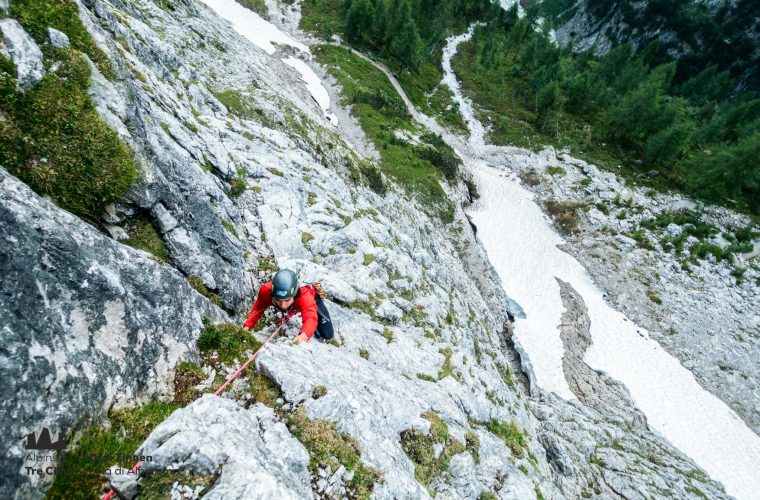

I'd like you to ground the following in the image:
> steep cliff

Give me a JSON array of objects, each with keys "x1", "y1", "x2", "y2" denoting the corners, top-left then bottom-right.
[{"x1": 0, "y1": 0, "x2": 741, "y2": 498}]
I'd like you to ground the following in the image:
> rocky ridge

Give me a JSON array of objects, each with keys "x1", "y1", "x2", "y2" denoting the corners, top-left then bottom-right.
[{"x1": 0, "y1": 0, "x2": 740, "y2": 498}]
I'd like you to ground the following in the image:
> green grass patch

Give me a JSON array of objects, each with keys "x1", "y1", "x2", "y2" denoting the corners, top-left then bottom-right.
[
  {"x1": 212, "y1": 88, "x2": 259, "y2": 119},
  {"x1": 248, "y1": 370, "x2": 282, "y2": 407},
  {"x1": 286, "y1": 407, "x2": 382, "y2": 498},
  {"x1": 221, "y1": 219, "x2": 239, "y2": 239},
  {"x1": 301, "y1": 231, "x2": 314, "y2": 245},
  {"x1": 10, "y1": 0, "x2": 115, "y2": 80},
  {"x1": 383, "y1": 326, "x2": 393, "y2": 343},
  {"x1": 400, "y1": 411, "x2": 465, "y2": 490},
  {"x1": 437, "y1": 347, "x2": 454, "y2": 380},
  {"x1": 173, "y1": 362, "x2": 205, "y2": 406},
  {"x1": 257, "y1": 254, "x2": 278, "y2": 273},
  {"x1": 187, "y1": 276, "x2": 224, "y2": 309},
  {"x1": 229, "y1": 176, "x2": 247, "y2": 197},
  {"x1": 363, "y1": 253, "x2": 376, "y2": 266},
  {"x1": 417, "y1": 373, "x2": 436, "y2": 382},
  {"x1": 45, "y1": 402, "x2": 178, "y2": 499},
  {"x1": 465, "y1": 431, "x2": 480, "y2": 464},
  {"x1": 0, "y1": 49, "x2": 137, "y2": 222},
  {"x1": 197, "y1": 322, "x2": 261, "y2": 365},
  {"x1": 546, "y1": 165, "x2": 566, "y2": 176},
  {"x1": 122, "y1": 216, "x2": 168, "y2": 262},
  {"x1": 359, "y1": 348, "x2": 369, "y2": 359},
  {"x1": 487, "y1": 419, "x2": 526, "y2": 458}
]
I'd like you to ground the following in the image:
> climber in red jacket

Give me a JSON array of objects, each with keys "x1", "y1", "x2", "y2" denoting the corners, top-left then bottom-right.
[{"x1": 242, "y1": 269, "x2": 333, "y2": 344}]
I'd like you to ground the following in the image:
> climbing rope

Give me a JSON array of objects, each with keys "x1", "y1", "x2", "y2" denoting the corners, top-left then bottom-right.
[{"x1": 102, "y1": 315, "x2": 294, "y2": 500}]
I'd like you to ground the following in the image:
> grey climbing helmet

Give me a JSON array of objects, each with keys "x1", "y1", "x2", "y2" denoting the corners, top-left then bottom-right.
[{"x1": 272, "y1": 269, "x2": 299, "y2": 299}]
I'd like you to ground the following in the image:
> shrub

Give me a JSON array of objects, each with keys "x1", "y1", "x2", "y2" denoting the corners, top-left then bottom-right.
[{"x1": 229, "y1": 177, "x2": 247, "y2": 197}]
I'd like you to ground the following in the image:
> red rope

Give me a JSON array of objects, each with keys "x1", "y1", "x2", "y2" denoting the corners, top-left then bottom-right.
[{"x1": 102, "y1": 317, "x2": 293, "y2": 499}]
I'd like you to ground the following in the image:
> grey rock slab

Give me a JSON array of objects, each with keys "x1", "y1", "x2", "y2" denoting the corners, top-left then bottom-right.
[
  {"x1": 106, "y1": 466, "x2": 139, "y2": 500},
  {"x1": 0, "y1": 169, "x2": 224, "y2": 498},
  {"x1": 137, "y1": 396, "x2": 311, "y2": 500},
  {"x1": 152, "y1": 202, "x2": 179, "y2": 233},
  {"x1": 47, "y1": 27, "x2": 70, "y2": 49},
  {"x1": 0, "y1": 19, "x2": 44, "y2": 89}
]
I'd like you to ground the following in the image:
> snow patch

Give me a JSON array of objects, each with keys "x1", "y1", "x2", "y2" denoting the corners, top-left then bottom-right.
[
  {"x1": 467, "y1": 163, "x2": 760, "y2": 500},
  {"x1": 199, "y1": 0, "x2": 308, "y2": 55},
  {"x1": 282, "y1": 56, "x2": 338, "y2": 126}
]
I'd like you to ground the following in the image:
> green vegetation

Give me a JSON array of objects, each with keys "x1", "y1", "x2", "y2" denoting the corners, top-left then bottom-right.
[
  {"x1": 383, "y1": 326, "x2": 394, "y2": 343},
  {"x1": 1, "y1": 49, "x2": 137, "y2": 223},
  {"x1": 363, "y1": 253, "x2": 377, "y2": 265},
  {"x1": 535, "y1": 485, "x2": 545, "y2": 500},
  {"x1": 312, "y1": 385, "x2": 328, "y2": 399},
  {"x1": 345, "y1": 298, "x2": 376, "y2": 319},
  {"x1": 301, "y1": 231, "x2": 314, "y2": 246},
  {"x1": 10, "y1": 0, "x2": 115, "y2": 79},
  {"x1": 487, "y1": 419, "x2": 526, "y2": 458},
  {"x1": 173, "y1": 362, "x2": 205, "y2": 406},
  {"x1": 122, "y1": 216, "x2": 168, "y2": 262},
  {"x1": 257, "y1": 254, "x2": 278, "y2": 273},
  {"x1": 417, "y1": 372, "x2": 436, "y2": 382},
  {"x1": 543, "y1": 200, "x2": 586, "y2": 235},
  {"x1": 197, "y1": 322, "x2": 261, "y2": 365},
  {"x1": 221, "y1": 219, "x2": 239, "y2": 239},
  {"x1": 248, "y1": 370, "x2": 282, "y2": 407},
  {"x1": 465, "y1": 431, "x2": 480, "y2": 464},
  {"x1": 437, "y1": 347, "x2": 454, "y2": 380},
  {"x1": 546, "y1": 165, "x2": 566, "y2": 176},
  {"x1": 313, "y1": 44, "x2": 456, "y2": 221},
  {"x1": 359, "y1": 348, "x2": 370, "y2": 359},
  {"x1": 45, "y1": 402, "x2": 179, "y2": 499},
  {"x1": 187, "y1": 276, "x2": 225, "y2": 309},
  {"x1": 235, "y1": 0, "x2": 268, "y2": 17},
  {"x1": 453, "y1": 6, "x2": 760, "y2": 214},
  {"x1": 229, "y1": 176, "x2": 247, "y2": 197},
  {"x1": 212, "y1": 88, "x2": 260, "y2": 118},
  {"x1": 286, "y1": 407, "x2": 382, "y2": 497},
  {"x1": 400, "y1": 411, "x2": 466, "y2": 490}
]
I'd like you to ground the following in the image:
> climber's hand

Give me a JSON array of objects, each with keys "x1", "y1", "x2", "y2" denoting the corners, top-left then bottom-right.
[
  {"x1": 293, "y1": 332, "x2": 310, "y2": 345},
  {"x1": 242, "y1": 325, "x2": 251, "y2": 332}
]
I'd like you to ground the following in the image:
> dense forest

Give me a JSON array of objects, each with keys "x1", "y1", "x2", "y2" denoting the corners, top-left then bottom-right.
[{"x1": 324, "y1": 0, "x2": 760, "y2": 214}]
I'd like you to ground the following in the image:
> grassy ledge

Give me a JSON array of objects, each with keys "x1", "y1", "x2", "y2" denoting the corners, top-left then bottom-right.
[{"x1": 122, "y1": 216, "x2": 168, "y2": 262}]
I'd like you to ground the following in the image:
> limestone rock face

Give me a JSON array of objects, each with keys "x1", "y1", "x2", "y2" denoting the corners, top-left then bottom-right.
[
  {"x1": 0, "y1": 0, "x2": 740, "y2": 498},
  {"x1": 137, "y1": 396, "x2": 311, "y2": 500},
  {"x1": 0, "y1": 170, "x2": 225, "y2": 497},
  {"x1": 0, "y1": 19, "x2": 44, "y2": 89}
]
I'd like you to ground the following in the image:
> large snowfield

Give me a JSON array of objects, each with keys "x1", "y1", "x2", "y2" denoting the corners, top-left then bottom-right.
[{"x1": 466, "y1": 163, "x2": 760, "y2": 499}]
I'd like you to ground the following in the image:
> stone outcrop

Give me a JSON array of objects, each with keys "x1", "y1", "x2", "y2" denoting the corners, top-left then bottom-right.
[{"x1": 0, "y1": 169, "x2": 225, "y2": 497}]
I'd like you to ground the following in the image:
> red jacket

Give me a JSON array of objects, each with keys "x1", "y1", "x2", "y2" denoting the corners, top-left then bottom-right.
[{"x1": 243, "y1": 282, "x2": 319, "y2": 339}]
